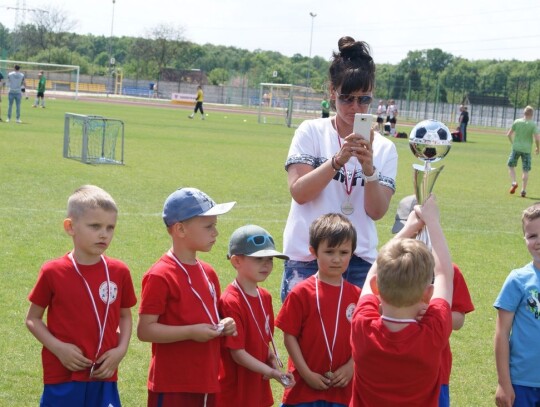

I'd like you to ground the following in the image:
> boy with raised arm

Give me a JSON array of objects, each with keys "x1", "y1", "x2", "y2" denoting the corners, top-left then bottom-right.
[{"x1": 351, "y1": 194, "x2": 454, "y2": 406}]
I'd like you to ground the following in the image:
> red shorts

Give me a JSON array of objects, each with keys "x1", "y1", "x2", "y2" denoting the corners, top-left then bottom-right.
[{"x1": 148, "y1": 391, "x2": 216, "y2": 407}]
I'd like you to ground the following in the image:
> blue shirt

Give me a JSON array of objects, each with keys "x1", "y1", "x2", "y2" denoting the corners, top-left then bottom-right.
[{"x1": 494, "y1": 262, "x2": 540, "y2": 387}]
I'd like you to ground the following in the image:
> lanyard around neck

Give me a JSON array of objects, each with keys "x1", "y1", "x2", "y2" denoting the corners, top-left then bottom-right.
[
  {"x1": 315, "y1": 273, "x2": 343, "y2": 372},
  {"x1": 68, "y1": 252, "x2": 110, "y2": 362},
  {"x1": 232, "y1": 280, "x2": 284, "y2": 369},
  {"x1": 167, "y1": 250, "x2": 220, "y2": 326}
]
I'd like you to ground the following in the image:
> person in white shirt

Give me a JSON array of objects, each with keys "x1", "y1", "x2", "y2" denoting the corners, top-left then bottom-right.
[{"x1": 6, "y1": 65, "x2": 25, "y2": 123}]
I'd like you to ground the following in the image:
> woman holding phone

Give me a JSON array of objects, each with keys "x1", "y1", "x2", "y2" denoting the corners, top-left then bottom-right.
[{"x1": 280, "y1": 36, "x2": 398, "y2": 301}]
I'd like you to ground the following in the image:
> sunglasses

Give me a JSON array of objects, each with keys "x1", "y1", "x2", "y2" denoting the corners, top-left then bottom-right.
[
  {"x1": 247, "y1": 234, "x2": 274, "y2": 246},
  {"x1": 335, "y1": 92, "x2": 373, "y2": 106}
]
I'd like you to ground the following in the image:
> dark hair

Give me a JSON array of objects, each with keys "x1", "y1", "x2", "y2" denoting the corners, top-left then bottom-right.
[
  {"x1": 309, "y1": 213, "x2": 357, "y2": 253},
  {"x1": 14, "y1": 65, "x2": 20, "y2": 71},
  {"x1": 329, "y1": 36, "x2": 375, "y2": 95}
]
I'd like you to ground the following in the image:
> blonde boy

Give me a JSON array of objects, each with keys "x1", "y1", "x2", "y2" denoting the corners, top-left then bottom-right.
[
  {"x1": 217, "y1": 225, "x2": 295, "y2": 407},
  {"x1": 351, "y1": 195, "x2": 454, "y2": 406},
  {"x1": 137, "y1": 187, "x2": 237, "y2": 407},
  {"x1": 26, "y1": 185, "x2": 137, "y2": 407}
]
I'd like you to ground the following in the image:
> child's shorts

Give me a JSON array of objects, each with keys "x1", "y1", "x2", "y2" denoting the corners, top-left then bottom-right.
[
  {"x1": 513, "y1": 384, "x2": 540, "y2": 406},
  {"x1": 507, "y1": 150, "x2": 532, "y2": 172},
  {"x1": 40, "y1": 381, "x2": 120, "y2": 407},
  {"x1": 147, "y1": 391, "x2": 216, "y2": 407},
  {"x1": 438, "y1": 384, "x2": 449, "y2": 407}
]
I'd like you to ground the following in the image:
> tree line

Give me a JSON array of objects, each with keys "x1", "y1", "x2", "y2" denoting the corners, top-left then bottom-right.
[{"x1": 1, "y1": 7, "x2": 539, "y2": 107}]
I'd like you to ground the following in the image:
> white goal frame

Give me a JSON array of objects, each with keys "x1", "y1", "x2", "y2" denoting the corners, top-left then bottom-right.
[{"x1": 0, "y1": 59, "x2": 80, "y2": 100}]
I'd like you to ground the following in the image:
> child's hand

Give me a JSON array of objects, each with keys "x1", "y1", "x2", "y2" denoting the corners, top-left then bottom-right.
[
  {"x1": 219, "y1": 317, "x2": 237, "y2": 337},
  {"x1": 89, "y1": 347, "x2": 125, "y2": 380},
  {"x1": 415, "y1": 194, "x2": 439, "y2": 227},
  {"x1": 191, "y1": 323, "x2": 225, "y2": 342},
  {"x1": 274, "y1": 371, "x2": 295, "y2": 389},
  {"x1": 302, "y1": 370, "x2": 331, "y2": 390},
  {"x1": 55, "y1": 342, "x2": 92, "y2": 372},
  {"x1": 329, "y1": 360, "x2": 354, "y2": 388}
]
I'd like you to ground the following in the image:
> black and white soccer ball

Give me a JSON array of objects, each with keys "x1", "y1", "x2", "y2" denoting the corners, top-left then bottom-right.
[{"x1": 409, "y1": 119, "x2": 452, "y2": 163}]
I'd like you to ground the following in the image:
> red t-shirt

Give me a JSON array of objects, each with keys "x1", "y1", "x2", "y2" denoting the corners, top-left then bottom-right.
[
  {"x1": 28, "y1": 253, "x2": 137, "y2": 384},
  {"x1": 217, "y1": 284, "x2": 274, "y2": 407},
  {"x1": 139, "y1": 254, "x2": 222, "y2": 393},
  {"x1": 351, "y1": 295, "x2": 452, "y2": 407},
  {"x1": 440, "y1": 264, "x2": 475, "y2": 384},
  {"x1": 276, "y1": 276, "x2": 361, "y2": 405}
]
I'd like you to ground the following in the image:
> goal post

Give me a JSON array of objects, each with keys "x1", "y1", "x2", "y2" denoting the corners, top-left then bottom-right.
[
  {"x1": 258, "y1": 83, "x2": 323, "y2": 128},
  {"x1": 0, "y1": 59, "x2": 80, "y2": 100},
  {"x1": 64, "y1": 113, "x2": 125, "y2": 165}
]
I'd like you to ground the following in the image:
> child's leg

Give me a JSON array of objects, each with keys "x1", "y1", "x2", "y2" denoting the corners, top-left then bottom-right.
[{"x1": 521, "y1": 153, "x2": 531, "y2": 194}]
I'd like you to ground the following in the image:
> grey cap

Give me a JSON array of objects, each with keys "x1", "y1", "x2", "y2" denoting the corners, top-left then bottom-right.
[
  {"x1": 391, "y1": 195, "x2": 418, "y2": 234},
  {"x1": 228, "y1": 225, "x2": 289, "y2": 259},
  {"x1": 162, "y1": 187, "x2": 236, "y2": 226}
]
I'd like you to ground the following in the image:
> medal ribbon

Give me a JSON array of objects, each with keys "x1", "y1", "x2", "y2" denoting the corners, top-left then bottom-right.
[
  {"x1": 167, "y1": 250, "x2": 220, "y2": 326},
  {"x1": 68, "y1": 252, "x2": 110, "y2": 367},
  {"x1": 315, "y1": 273, "x2": 343, "y2": 373},
  {"x1": 334, "y1": 118, "x2": 356, "y2": 197},
  {"x1": 232, "y1": 280, "x2": 284, "y2": 369}
]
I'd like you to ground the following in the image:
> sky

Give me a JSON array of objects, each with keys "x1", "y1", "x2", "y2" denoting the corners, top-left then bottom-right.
[{"x1": 1, "y1": 0, "x2": 539, "y2": 65}]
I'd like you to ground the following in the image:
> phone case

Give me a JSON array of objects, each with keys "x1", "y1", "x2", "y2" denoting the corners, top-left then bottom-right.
[{"x1": 353, "y1": 113, "x2": 373, "y2": 140}]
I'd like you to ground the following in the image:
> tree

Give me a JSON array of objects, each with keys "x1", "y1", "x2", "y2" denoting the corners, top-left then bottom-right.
[{"x1": 145, "y1": 24, "x2": 185, "y2": 82}]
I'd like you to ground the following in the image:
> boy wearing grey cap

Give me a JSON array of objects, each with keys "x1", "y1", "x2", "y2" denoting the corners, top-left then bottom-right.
[
  {"x1": 217, "y1": 225, "x2": 295, "y2": 407},
  {"x1": 137, "y1": 187, "x2": 237, "y2": 407}
]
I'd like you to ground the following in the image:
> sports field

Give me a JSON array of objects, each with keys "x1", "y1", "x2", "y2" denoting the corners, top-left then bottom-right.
[{"x1": 0, "y1": 96, "x2": 532, "y2": 406}]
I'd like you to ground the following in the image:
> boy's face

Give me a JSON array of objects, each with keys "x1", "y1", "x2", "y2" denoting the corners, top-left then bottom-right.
[
  {"x1": 524, "y1": 217, "x2": 540, "y2": 267},
  {"x1": 233, "y1": 255, "x2": 274, "y2": 284},
  {"x1": 311, "y1": 239, "x2": 353, "y2": 280},
  {"x1": 64, "y1": 208, "x2": 117, "y2": 263},
  {"x1": 180, "y1": 215, "x2": 218, "y2": 253}
]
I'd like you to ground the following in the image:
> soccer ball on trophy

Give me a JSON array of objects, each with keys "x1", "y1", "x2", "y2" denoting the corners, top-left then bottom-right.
[{"x1": 409, "y1": 119, "x2": 452, "y2": 163}]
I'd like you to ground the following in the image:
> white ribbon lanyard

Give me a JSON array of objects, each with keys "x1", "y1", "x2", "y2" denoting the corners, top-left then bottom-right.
[
  {"x1": 68, "y1": 252, "x2": 110, "y2": 368},
  {"x1": 167, "y1": 250, "x2": 220, "y2": 326},
  {"x1": 315, "y1": 273, "x2": 343, "y2": 373},
  {"x1": 232, "y1": 280, "x2": 284, "y2": 369}
]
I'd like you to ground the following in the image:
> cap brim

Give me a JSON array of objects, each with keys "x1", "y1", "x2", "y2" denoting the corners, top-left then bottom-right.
[
  {"x1": 248, "y1": 249, "x2": 289, "y2": 260},
  {"x1": 391, "y1": 218, "x2": 405, "y2": 234},
  {"x1": 201, "y1": 201, "x2": 236, "y2": 217}
]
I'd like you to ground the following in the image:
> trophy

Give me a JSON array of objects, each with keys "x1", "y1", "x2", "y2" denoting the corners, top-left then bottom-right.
[{"x1": 409, "y1": 119, "x2": 452, "y2": 247}]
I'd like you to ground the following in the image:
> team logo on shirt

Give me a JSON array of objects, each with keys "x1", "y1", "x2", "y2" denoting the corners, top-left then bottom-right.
[
  {"x1": 346, "y1": 303, "x2": 356, "y2": 322},
  {"x1": 99, "y1": 281, "x2": 118, "y2": 304},
  {"x1": 526, "y1": 288, "x2": 540, "y2": 319}
]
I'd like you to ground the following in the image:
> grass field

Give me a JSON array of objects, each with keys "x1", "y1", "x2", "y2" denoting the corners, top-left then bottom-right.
[{"x1": 0, "y1": 96, "x2": 534, "y2": 406}]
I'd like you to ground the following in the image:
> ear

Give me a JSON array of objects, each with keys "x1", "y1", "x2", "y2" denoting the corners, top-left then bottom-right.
[
  {"x1": 308, "y1": 245, "x2": 317, "y2": 257},
  {"x1": 369, "y1": 275, "x2": 380, "y2": 295},
  {"x1": 173, "y1": 222, "x2": 187, "y2": 237},
  {"x1": 63, "y1": 218, "x2": 74, "y2": 236},
  {"x1": 422, "y1": 284, "x2": 434, "y2": 303},
  {"x1": 229, "y1": 254, "x2": 242, "y2": 269}
]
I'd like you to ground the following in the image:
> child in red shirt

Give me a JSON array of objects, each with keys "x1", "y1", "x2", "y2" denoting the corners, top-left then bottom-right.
[
  {"x1": 217, "y1": 225, "x2": 295, "y2": 407},
  {"x1": 26, "y1": 185, "x2": 137, "y2": 407},
  {"x1": 137, "y1": 187, "x2": 237, "y2": 407},
  {"x1": 276, "y1": 213, "x2": 361, "y2": 407}
]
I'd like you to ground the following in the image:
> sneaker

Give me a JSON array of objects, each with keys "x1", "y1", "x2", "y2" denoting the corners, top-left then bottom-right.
[
  {"x1": 6, "y1": 119, "x2": 9, "y2": 123},
  {"x1": 188, "y1": 114, "x2": 194, "y2": 119},
  {"x1": 16, "y1": 119, "x2": 21, "y2": 124},
  {"x1": 509, "y1": 183, "x2": 518, "y2": 194},
  {"x1": 32, "y1": 105, "x2": 37, "y2": 108},
  {"x1": 201, "y1": 116, "x2": 205, "y2": 120},
  {"x1": 521, "y1": 190, "x2": 527, "y2": 198}
]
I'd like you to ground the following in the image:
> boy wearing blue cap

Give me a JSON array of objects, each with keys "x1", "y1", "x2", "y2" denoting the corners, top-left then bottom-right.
[
  {"x1": 217, "y1": 225, "x2": 295, "y2": 407},
  {"x1": 137, "y1": 187, "x2": 237, "y2": 407}
]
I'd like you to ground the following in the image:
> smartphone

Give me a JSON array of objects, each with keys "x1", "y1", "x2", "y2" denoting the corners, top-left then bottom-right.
[{"x1": 353, "y1": 113, "x2": 373, "y2": 141}]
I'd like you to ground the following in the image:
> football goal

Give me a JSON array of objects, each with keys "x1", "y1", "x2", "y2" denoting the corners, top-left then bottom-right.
[
  {"x1": 63, "y1": 113, "x2": 124, "y2": 165},
  {"x1": 258, "y1": 83, "x2": 323, "y2": 127},
  {"x1": 0, "y1": 59, "x2": 80, "y2": 99}
]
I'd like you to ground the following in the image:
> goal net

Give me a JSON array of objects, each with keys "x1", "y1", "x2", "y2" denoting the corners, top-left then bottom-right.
[
  {"x1": 63, "y1": 113, "x2": 124, "y2": 165},
  {"x1": 0, "y1": 59, "x2": 80, "y2": 99},
  {"x1": 258, "y1": 83, "x2": 322, "y2": 128}
]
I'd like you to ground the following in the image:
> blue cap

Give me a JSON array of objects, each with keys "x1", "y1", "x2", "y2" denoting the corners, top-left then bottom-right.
[
  {"x1": 228, "y1": 225, "x2": 288, "y2": 259},
  {"x1": 162, "y1": 187, "x2": 236, "y2": 226}
]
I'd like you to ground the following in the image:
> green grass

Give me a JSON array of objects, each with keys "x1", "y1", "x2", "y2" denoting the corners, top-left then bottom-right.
[{"x1": 0, "y1": 97, "x2": 532, "y2": 406}]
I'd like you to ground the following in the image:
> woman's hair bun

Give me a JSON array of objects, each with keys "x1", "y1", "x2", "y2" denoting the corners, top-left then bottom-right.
[{"x1": 338, "y1": 36, "x2": 372, "y2": 62}]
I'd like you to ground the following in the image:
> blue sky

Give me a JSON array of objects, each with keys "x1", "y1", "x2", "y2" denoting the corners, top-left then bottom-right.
[{"x1": 1, "y1": 0, "x2": 539, "y2": 64}]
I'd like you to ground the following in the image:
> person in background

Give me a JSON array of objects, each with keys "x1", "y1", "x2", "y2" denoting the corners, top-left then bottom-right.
[
  {"x1": 458, "y1": 105, "x2": 469, "y2": 142},
  {"x1": 506, "y1": 105, "x2": 539, "y2": 198},
  {"x1": 385, "y1": 99, "x2": 398, "y2": 136},
  {"x1": 321, "y1": 96, "x2": 330, "y2": 118},
  {"x1": 189, "y1": 85, "x2": 205, "y2": 120},
  {"x1": 376, "y1": 99, "x2": 386, "y2": 134},
  {"x1": 280, "y1": 36, "x2": 398, "y2": 301},
  {"x1": 33, "y1": 71, "x2": 47, "y2": 108},
  {"x1": 6, "y1": 64, "x2": 25, "y2": 123}
]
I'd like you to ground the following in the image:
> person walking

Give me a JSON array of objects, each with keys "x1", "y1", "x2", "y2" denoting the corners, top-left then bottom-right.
[
  {"x1": 188, "y1": 85, "x2": 205, "y2": 120},
  {"x1": 33, "y1": 71, "x2": 47, "y2": 108}
]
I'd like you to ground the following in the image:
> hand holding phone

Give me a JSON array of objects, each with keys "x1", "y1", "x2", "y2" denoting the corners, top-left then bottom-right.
[{"x1": 353, "y1": 113, "x2": 373, "y2": 141}]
